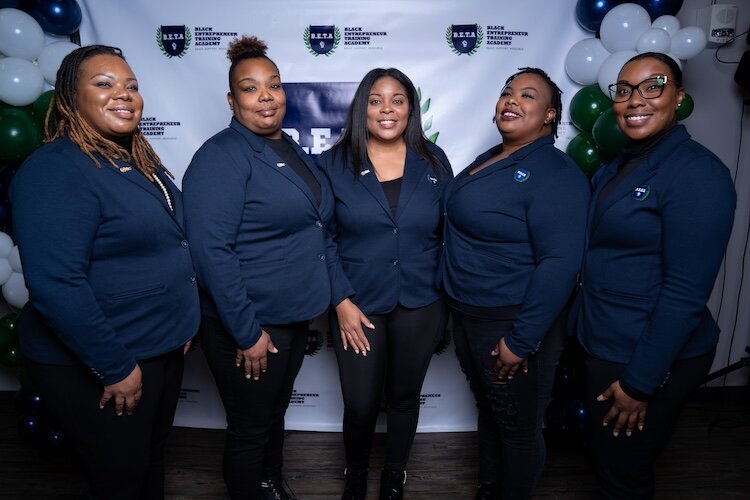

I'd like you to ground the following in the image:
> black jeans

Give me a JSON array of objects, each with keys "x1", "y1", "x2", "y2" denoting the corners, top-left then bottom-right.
[
  {"x1": 200, "y1": 315, "x2": 307, "y2": 500},
  {"x1": 451, "y1": 303, "x2": 564, "y2": 500},
  {"x1": 584, "y1": 350, "x2": 715, "y2": 500},
  {"x1": 331, "y1": 299, "x2": 447, "y2": 472},
  {"x1": 27, "y1": 348, "x2": 184, "y2": 500}
]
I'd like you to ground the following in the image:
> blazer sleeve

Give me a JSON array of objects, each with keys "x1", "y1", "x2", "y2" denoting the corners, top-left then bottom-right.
[
  {"x1": 182, "y1": 142, "x2": 262, "y2": 348},
  {"x1": 317, "y1": 151, "x2": 355, "y2": 307},
  {"x1": 11, "y1": 151, "x2": 136, "y2": 385},
  {"x1": 620, "y1": 153, "x2": 736, "y2": 395},
  {"x1": 504, "y1": 163, "x2": 590, "y2": 358}
]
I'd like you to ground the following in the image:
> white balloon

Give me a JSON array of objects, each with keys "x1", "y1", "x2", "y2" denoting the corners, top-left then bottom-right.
[
  {"x1": 0, "y1": 259, "x2": 11, "y2": 286},
  {"x1": 600, "y1": 3, "x2": 652, "y2": 53},
  {"x1": 671, "y1": 27, "x2": 707, "y2": 60},
  {"x1": 0, "y1": 57, "x2": 45, "y2": 106},
  {"x1": 652, "y1": 15, "x2": 681, "y2": 37},
  {"x1": 565, "y1": 38, "x2": 612, "y2": 86},
  {"x1": 8, "y1": 246, "x2": 21, "y2": 273},
  {"x1": 637, "y1": 28, "x2": 672, "y2": 54},
  {"x1": 0, "y1": 8, "x2": 45, "y2": 61},
  {"x1": 598, "y1": 50, "x2": 638, "y2": 98},
  {"x1": 0, "y1": 232, "x2": 13, "y2": 258},
  {"x1": 2, "y1": 272, "x2": 28, "y2": 309},
  {"x1": 38, "y1": 41, "x2": 78, "y2": 84}
]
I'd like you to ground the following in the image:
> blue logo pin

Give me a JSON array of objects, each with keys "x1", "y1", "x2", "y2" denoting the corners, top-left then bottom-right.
[
  {"x1": 513, "y1": 168, "x2": 530, "y2": 183},
  {"x1": 632, "y1": 184, "x2": 650, "y2": 201},
  {"x1": 427, "y1": 174, "x2": 438, "y2": 185}
]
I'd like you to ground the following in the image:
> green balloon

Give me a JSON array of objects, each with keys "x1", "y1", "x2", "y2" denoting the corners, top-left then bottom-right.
[
  {"x1": 592, "y1": 108, "x2": 629, "y2": 159},
  {"x1": 31, "y1": 90, "x2": 54, "y2": 130},
  {"x1": 0, "y1": 326, "x2": 15, "y2": 354},
  {"x1": 0, "y1": 343, "x2": 22, "y2": 367},
  {"x1": 569, "y1": 85, "x2": 612, "y2": 134},
  {"x1": 676, "y1": 93, "x2": 694, "y2": 121},
  {"x1": 566, "y1": 132, "x2": 605, "y2": 177},
  {"x1": 0, "y1": 107, "x2": 42, "y2": 163}
]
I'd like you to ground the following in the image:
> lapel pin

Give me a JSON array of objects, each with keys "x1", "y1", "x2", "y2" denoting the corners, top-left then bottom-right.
[
  {"x1": 119, "y1": 166, "x2": 132, "y2": 173},
  {"x1": 360, "y1": 169, "x2": 370, "y2": 176},
  {"x1": 276, "y1": 162, "x2": 286, "y2": 168},
  {"x1": 427, "y1": 174, "x2": 438, "y2": 185}
]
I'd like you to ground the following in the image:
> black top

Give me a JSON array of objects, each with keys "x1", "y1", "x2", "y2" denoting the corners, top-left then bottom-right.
[
  {"x1": 263, "y1": 136, "x2": 321, "y2": 206},
  {"x1": 380, "y1": 176, "x2": 402, "y2": 217}
]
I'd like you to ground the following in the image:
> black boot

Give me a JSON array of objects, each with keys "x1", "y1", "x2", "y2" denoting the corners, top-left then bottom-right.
[
  {"x1": 260, "y1": 477, "x2": 292, "y2": 500},
  {"x1": 379, "y1": 468, "x2": 406, "y2": 500},
  {"x1": 474, "y1": 481, "x2": 501, "y2": 500},
  {"x1": 341, "y1": 467, "x2": 368, "y2": 500}
]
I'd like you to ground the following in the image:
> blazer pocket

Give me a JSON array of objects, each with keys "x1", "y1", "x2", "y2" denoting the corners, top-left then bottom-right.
[
  {"x1": 601, "y1": 287, "x2": 651, "y2": 302},
  {"x1": 341, "y1": 255, "x2": 366, "y2": 264},
  {"x1": 106, "y1": 283, "x2": 166, "y2": 301}
]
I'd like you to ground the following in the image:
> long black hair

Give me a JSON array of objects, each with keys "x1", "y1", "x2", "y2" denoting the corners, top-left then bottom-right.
[{"x1": 332, "y1": 67, "x2": 449, "y2": 179}]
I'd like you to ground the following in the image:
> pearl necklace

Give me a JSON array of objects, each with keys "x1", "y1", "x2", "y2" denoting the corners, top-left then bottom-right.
[{"x1": 152, "y1": 174, "x2": 174, "y2": 212}]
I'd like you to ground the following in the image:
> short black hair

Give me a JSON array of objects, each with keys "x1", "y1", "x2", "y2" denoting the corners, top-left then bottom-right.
[{"x1": 503, "y1": 67, "x2": 563, "y2": 138}]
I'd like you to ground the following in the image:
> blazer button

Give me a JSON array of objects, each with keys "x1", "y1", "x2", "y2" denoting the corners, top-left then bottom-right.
[
  {"x1": 392, "y1": 259, "x2": 399, "y2": 266},
  {"x1": 392, "y1": 228, "x2": 398, "y2": 235},
  {"x1": 190, "y1": 273, "x2": 197, "y2": 283},
  {"x1": 318, "y1": 254, "x2": 325, "y2": 261},
  {"x1": 315, "y1": 221, "x2": 323, "y2": 228},
  {"x1": 181, "y1": 240, "x2": 189, "y2": 248}
]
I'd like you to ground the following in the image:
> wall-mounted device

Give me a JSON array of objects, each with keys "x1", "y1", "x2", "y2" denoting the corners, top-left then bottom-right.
[{"x1": 697, "y1": 4, "x2": 738, "y2": 46}]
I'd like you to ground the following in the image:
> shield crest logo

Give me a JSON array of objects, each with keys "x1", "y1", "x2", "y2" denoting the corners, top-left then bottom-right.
[
  {"x1": 514, "y1": 168, "x2": 530, "y2": 183},
  {"x1": 632, "y1": 185, "x2": 650, "y2": 201},
  {"x1": 447, "y1": 24, "x2": 483, "y2": 55},
  {"x1": 307, "y1": 25, "x2": 337, "y2": 55},
  {"x1": 157, "y1": 25, "x2": 191, "y2": 58}
]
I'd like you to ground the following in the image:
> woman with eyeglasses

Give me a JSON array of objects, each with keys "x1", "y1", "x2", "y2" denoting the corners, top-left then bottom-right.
[{"x1": 572, "y1": 52, "x2": 736, "y2": 499}]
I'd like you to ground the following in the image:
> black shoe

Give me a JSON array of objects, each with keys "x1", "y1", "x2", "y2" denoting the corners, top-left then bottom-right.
[
  {"x1": 474, "y1": 481, "x2": 501, "y2": 500},
  {"x1": 379, "y1": 468, "x2": 406, "y2": 500},
  {"x1": 260, "y1": 478, "x2": 292, "y2": 500},
  {"x1": 342, "y1": 467, "x2": 368, "y2": 500}
]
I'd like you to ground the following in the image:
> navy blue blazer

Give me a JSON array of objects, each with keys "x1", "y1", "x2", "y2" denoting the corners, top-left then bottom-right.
[
  {"x1": 183, "y1": 118, "x2": 332, "y2": 348},
  {"x1": 319, "y1": 143, "x2": 452, "y2": 315},
  {"x1": 440, "y1": 135, "x2": 590, "y2": 358},
  {"x1": 11, "y1": 137, "x2": 200, "y2": 386},
  {"x1": 574, "y1": 125, "x2": 736, "y2": 395}
]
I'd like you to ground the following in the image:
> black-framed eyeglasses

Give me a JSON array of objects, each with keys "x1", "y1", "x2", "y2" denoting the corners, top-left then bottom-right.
[{"x1": 608, "y1": 76, "x2": 673, "y2": 102}]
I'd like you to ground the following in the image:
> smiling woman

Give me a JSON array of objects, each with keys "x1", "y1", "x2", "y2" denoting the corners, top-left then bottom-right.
[
  {"x1": 10, "y1": 45, "x2": 200, "y2": 500},
  {"x1": 573, "y1": 52, "x2": 737, "y2": 500},
  {"x1": 440, "y1": 67, "x2": 590, "y2": 500},
  {"x1": 182, "y1": 35, "x2": 333, "y2": 500}
]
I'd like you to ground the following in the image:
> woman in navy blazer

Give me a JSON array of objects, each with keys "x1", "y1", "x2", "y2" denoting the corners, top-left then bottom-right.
[
  {"x1": 182, "y1": 37, "x2": 332, "y2": 500},
  {"x1": 11, "y1": 45, "x2": 199, "y2": 500},
  {"x1": 574, "y1": 52, "x2": 736, "y2": 499},
  {"x1": 440, "y1": 68, "x2": 589, "y2": 500},
  {"x1": 319, "y1": 67, "x2": 452, "y2": 500}
]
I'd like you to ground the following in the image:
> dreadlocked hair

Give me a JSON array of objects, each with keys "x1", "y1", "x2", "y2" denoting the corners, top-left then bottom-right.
[
  {"x1": 504, "y1": 67, "x2": 563, "y2": 138},
  {"x1": 46, "y1": 44, "x2": 171, "y2": 181}
]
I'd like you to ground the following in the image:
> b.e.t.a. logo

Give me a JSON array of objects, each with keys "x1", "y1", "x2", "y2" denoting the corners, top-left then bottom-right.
[
  {"x1": 156, "y1": 25, "x2": 191, "y2": 58},
  {"x1": 304, "y1": 25, "x2": 341, "y2": 56},
  {"x1": 446, "y1": 24, "x2": 483, "y2": 55}
]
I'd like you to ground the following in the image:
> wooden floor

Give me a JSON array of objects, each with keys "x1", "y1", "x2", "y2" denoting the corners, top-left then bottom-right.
[{"x1": 1, "y1": 387, "x2": 749, "y2": 499}]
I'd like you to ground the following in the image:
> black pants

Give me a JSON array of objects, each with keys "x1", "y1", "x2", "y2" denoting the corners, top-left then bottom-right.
[
  {"x1": 585, "y1": 350, "x2": 715, "y2": 500},
  {"x1": 27, "y1": 348, "x2": 185, "y2": 500},
  {"x1": 451, "y1": 304, "x2": 565, "y2": 500},
  {"x1": 331, "y1": 299, "x2": 447, "y2": 472},
  {"x1": 200, "y1": 315, "x2": 307, "y2": 500}
]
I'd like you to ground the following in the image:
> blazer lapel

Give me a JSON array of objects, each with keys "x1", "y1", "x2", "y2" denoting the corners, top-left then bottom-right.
[
  {"x1": 101, "y1": 159, "x2": 178, "y2": 220},
  {"x1": 395, "y1": 148, "x2": 430, "y2": 221},
  {"x1": 590, "y1": 158, "x2": 659, "y2": 233},
  {"x1": 358, "y1": 162, "x2": 395, "y2": 221}
]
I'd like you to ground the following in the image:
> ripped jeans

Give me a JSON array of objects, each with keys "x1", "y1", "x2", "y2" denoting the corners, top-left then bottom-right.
[{"x1": 450, "y1": 301, "x2": 565, "y2": 500}]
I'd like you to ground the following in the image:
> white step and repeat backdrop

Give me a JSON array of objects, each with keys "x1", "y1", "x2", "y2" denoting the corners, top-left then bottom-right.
[{"x1": 77, "y1": 0, "x2": 587, "y2": 431}]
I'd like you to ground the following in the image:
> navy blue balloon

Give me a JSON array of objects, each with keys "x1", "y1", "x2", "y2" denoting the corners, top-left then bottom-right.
[
  {"x1": 636, "y1": 0, "x2": 684, "y2": 19},
  {"x1": 25, "y1": 0, "x2": 82, "y2": 35},
  {"x1": 575, "y1": 0, "x2": 624, "y2": 32},
  {"x1": 14, "y1": 389, "x2": 45, "y2": 415}
]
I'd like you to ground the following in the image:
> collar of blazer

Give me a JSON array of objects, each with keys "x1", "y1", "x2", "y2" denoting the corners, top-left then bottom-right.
[
  {"x1": 227, "y1": 117, "x2": 328, "y2": 213},
  {"x1": 588, "y1": 125, "x2": 691, "y2": 234},
  {"x1": 356, "y1": 146, "x2": 432, "y2": 223},
  {"x1": 98, "y1": 154, "x2": 183, "y2": 224}
]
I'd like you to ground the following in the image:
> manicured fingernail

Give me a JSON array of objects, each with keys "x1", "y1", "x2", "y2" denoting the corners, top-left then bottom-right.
[
  {"x1": 613, "y1": 431, "x2": 619, "y2": 437},
  {"x1": 626, "y1": 431, "x2": 632, "y2": 436},
  {"x1": 245, "y1": 374, "x2": 251, "y2": 379}
]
